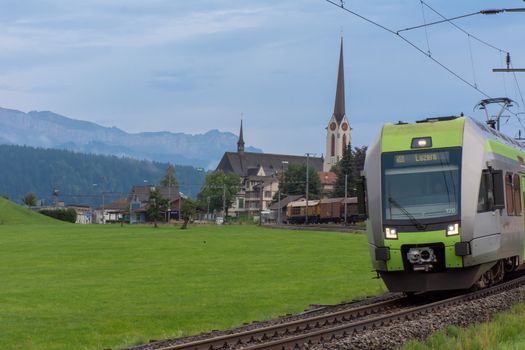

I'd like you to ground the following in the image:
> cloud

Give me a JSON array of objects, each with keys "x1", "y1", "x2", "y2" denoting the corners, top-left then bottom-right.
[{"x1": 0, "y1": 5, "x2": 274, "y2": 53}]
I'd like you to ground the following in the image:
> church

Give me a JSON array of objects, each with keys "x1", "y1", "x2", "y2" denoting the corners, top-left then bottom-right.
[{"x1": 215, "y1": 37, "x2": 351, "y2": 217}]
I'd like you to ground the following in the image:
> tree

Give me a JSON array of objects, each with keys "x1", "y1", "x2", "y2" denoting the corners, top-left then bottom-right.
[
  {"x1": 146, "y1": 188, "x2": 169, "y2": 228},
  {"x1": 180, "y1": 198, "x2": 197, "y2": 229},
  {"x1": 22, "y1": 192, "x2": 37, "y2": 206},
  {"x1": 332, "y1": 144, "x2": 368, "y2": 198},
  {"x1": 353, "y1": 146, "x2": 367, "y2": 174},
  {"x1": 277, "y1": 164, "x2": 321, "y2": 200},
  {"x1": 197, "y1": 171, "x2": 241, "y2": 218},
  {"x1": 160, "y1": 164, "x2": 179, "y2": 188}
]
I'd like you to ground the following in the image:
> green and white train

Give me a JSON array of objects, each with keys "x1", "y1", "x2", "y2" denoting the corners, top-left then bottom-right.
[{"x1": 363, "y1": 116, "x2": 525, "y2": 292}]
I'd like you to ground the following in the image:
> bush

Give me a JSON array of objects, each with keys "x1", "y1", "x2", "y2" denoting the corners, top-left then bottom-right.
[
  {"x1": 227, "y1": 215, "x2": 257, "y2": 225},
  {"x1": 39, "y1": 208, "x2": 77, "y2": 223}
]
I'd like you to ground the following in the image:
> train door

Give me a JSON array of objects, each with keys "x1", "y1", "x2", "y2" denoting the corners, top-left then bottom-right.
[
  {"x1": 476, "y1": 170, "x2": 503, "y2": 239},
  {"x1": 521, "y1": 175, "x2": 525, "y2": 261}
]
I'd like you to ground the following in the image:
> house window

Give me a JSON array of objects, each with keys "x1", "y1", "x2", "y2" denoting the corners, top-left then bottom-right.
[
  {"x1": 264, "y1": 191, "x2": 272, "y2": 198},
  {"x1": 292, "y1": 207, "x2": 301, "y2": 215},
  {"x1": 238, "y1": 198, "x2": 244, "y2": 209}
]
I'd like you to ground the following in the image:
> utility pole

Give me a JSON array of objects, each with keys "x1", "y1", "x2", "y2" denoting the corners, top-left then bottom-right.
[
  {"x1": 207, "y1": 196, "x2": 211, "y2": 221},
  {"x1": 178, "y1": 191, "x2": 182, "y2": 221},
  {"x1": 168, "y1": 171, "x2": 171, "y2": 222},
  {"x1": 306, "y1": 154, "x2": 309, "y2": 225},
  {"x1": 278, "y1": 160, "x2": 289, "y2": 225},
  {"x1": 277, "y1": 188, "x2": 281, "y2": 224},
  {"x1": 344, "y1": 174, "x2": 348, "y2": 225},
  {"x1": 223, "y1": 183, "x2": 226, "y2": 220},
  {"x1": 259, "y1": 181, "x2": 263, "y2": 226},
  {"x1": 304, "y1": 153, "x2": 316, "y2": 225}
]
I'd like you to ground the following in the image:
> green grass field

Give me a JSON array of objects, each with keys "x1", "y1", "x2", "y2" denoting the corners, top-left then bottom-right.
[
  {"x1": 0, "y1": 198, "x2": 385, "y2": 350},
  {"x1": 403, "y1": 303, "x2": 525, "y2": 350}
]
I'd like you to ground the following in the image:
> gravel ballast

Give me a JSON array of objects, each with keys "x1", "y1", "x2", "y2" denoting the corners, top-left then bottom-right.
[
  {"x1": 124, "y1": 293, "x2": 403, "y2": 350},
  {"x1": 312, "y1": 287, "x2": 525, "y2": 350}
]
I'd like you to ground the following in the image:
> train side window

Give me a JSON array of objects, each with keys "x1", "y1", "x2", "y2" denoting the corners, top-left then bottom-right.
[
  {"x1": 477, "y1": 171, "x2": 491, "y2": 212},
  {"x1": 506, "y1": 172, "x2": 515, "y2": 216},
  {"x1": 513, "y1": 174, "x2": 522, "y2": 215}
]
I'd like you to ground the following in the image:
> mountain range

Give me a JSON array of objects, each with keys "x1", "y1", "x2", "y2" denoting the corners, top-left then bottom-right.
[{"x1": 0, "y1": 107, "x2": 261, "y2": 169}]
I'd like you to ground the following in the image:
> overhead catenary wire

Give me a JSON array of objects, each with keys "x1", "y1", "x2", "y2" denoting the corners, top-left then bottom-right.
[
  {"x1": 417, "y1": 1, "x2": 508, "y2": 54},
  {"x1": 420, "y1": 0, "x2": 432, "y2": 56},
  {"x1": 397, "y1": 4, "x2": 525, "y2": 44},
  {"x1": 467, "y1": 35, "x2": 478, "y2": 88},
  {"x1": 412, "y1": 1, "x2": 525, "y2": 122},
  {"x1": 500, "y1": 51, "x2": 509, "y2": 97},
  {"x1": 511, "y1": 65, "x2": 525, "y2": 108},
  {"x1": 323, "y1": 0, "x2": 521, "y2": 120},
  {"x1": 397, "y1": 10, "x2": 481, "y2": 33}
]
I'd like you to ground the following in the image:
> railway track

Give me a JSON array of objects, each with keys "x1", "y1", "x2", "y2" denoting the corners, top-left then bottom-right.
[
  {"x1": 265, "y1": 223, "x2": 365, "y2": 232},
  {"x1": 128, "y1": 273, "x2": 525, "y2": 350}
]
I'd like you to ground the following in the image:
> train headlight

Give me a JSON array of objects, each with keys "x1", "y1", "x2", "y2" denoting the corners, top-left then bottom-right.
[
  {"x1": 446, "y1": 223, "x2": 460, "y2": 236},
  {"x1": 411, "y1": 137, "x2": 432, "y2": 149},
  {"x1": 385, "y1": 227, "x2": 398, "y2": 239}
]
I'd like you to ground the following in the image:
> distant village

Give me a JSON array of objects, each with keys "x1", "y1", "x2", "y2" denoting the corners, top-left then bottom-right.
[{"x1": 28, "y1": 38, "x2": 364, "y2": 225}]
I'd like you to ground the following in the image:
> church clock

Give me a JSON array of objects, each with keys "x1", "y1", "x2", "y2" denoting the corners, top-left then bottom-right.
[
  {"x1": 341, "y1": 122, "x2": 348, "y2": 131},
  {"x1": 330, "y1": 122, "x2": 337, "y2": 131}
]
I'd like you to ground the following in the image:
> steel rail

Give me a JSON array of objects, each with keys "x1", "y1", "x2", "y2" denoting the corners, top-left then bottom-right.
[
  {"x1": 242, "y1": 275, "x2": 525, "y2": 350},
  {"x1": 152, "y1": 297, "x2": 407, "y2": 350}
]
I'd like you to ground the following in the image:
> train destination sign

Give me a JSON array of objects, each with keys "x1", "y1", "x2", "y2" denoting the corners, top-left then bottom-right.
[{"x1": 394, "y1": 151, "x2": 450, "y2": 167}]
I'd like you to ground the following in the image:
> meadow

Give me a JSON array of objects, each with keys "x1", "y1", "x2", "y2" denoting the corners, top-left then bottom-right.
[
  {"x1": 403, "y1": 303, "x2": 525, "y2": 350},
  {"x1": 0, "y1": 198, "x2": 385, "y2": 350}
]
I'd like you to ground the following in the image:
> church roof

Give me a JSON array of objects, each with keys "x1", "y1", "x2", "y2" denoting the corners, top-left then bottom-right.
[
  {"x1": 216, "y1": 152, "x2": 323, "y2": 177},
  {"x1": 333, "y1": 37, "x2": 346, "y2": 124}
]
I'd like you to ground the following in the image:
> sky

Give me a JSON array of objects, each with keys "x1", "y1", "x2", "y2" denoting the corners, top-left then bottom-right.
[{"x1": 0, "y1": 0, "x2": 524, "y2": 156}]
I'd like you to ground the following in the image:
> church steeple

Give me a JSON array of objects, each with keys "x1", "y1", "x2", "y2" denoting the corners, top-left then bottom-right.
[
  {"x1": 323, "y1": 36, "x2": 350, "y2": 172},
  {"x1": 237, "y1": 118, "x2": 245, "y2": 154},
  {"x1": 333, "y1": 37, "x2": 345, "y2": 124}
]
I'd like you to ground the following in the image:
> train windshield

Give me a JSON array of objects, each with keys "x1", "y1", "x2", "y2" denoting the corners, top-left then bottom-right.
[{"x1": 382, "y1": 148, "x2": 461, "y2": 223}]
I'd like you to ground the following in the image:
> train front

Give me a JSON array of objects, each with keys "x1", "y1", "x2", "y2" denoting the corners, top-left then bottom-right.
[{"x1": 365, "y1": 117, "x2": 472, "y2": 292}]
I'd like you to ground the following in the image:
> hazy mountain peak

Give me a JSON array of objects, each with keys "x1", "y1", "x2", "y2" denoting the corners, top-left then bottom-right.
[{"x1": 0, "y1": 107, "x2": 261, "y2": 168}]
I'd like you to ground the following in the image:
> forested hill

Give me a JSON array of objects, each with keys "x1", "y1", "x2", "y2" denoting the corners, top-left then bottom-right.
[{"x1": 0, "y1": 145, "x2": 206, "y2": 207}]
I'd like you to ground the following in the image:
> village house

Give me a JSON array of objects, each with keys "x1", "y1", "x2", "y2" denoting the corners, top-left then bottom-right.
[
  {"x1": 215, "y1": 37, "x2": 350, "y2": 218},
  {"x1": 101, "y1": 185, "x2": 183, "y2": 224}
]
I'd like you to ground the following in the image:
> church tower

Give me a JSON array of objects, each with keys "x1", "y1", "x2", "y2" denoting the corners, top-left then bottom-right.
[
  {"x1": 237, "y1": 118, "x2": 245, "y2": 154},
  {"x1": 323, "y1": 37, "x2": 351, "y2": 172}
]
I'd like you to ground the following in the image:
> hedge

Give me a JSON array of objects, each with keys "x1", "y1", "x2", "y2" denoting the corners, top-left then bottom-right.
[{"x1": 39, "y1": 208, "x2": 77, "y2": 223}]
